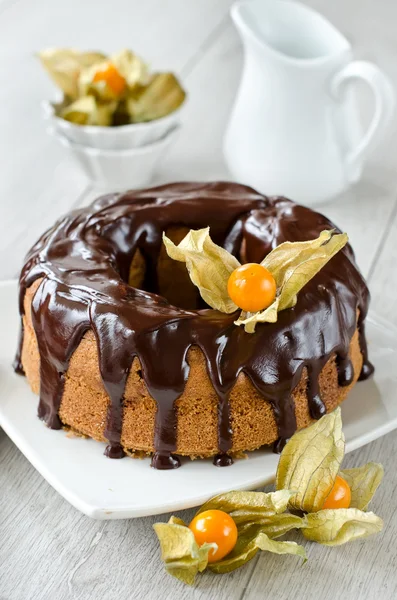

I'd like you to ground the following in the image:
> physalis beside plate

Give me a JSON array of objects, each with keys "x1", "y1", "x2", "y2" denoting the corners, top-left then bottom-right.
[{"x1": 154, "y1": 408, "x2": 383, "y2": 585}]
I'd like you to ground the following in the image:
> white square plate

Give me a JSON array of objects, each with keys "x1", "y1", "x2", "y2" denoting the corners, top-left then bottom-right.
[{"x1": 1, "y1": 280, "x2": 396, "y2": 519}]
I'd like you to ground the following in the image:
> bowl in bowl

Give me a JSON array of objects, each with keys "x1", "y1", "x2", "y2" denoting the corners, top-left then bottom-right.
[
  {"x1": 42, "y1": 99, "x2": 184, "y2": 150},
  {"x1": 49, "y1": 125, "x2": 180, "y2": 188}
]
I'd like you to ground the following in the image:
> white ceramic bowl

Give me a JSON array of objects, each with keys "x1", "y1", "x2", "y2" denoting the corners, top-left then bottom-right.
[
  {"x1": 42, "y1": 99, "x2": 184, "y2": 150},
  {"x1": 49, "y1": 126, "x2": 179, "y2": 188}
]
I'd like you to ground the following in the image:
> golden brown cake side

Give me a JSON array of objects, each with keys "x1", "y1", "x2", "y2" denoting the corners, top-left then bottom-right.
[{"x1": 21, "y1": 280, "x2": 362, "y2": 458}]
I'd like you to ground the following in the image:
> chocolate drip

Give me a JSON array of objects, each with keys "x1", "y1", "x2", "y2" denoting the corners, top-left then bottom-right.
[
  {"x1": 358, "y1": 319, "x2": 375, "y2": 380},
  {"x1": 14, "y1": 182, "x2": 374, "y2": 467},
  {"x1": 151, "y1": 452, "x2": 181, "y2": 470},
  {"x1": 104, "y1": 443, "x2": 125, "y2": 459},
  {"x1": 307, "y1": 365, "x2": 327, "y2": 419},
  {"x1": 213, "y1": 453, "x2": 234, "y2": 467},
  {"x1": 31, "y1": 278, "x2": 91, "y2": 430},
  {"x1": 273, "y1": 437, "x2": 289, "y2": 454},
  {"x1": 337, "y1": 354, "x2": 355, "y2": 387},
  {"x1": 359, "y1": 361, "x2": 375, "y2": 381},
  {"x1": 217, "y1": 392, "x2": 233, "y2": 454},
  {"x1": 13, "y1": 319, "x2": 25, "y2": 374}
]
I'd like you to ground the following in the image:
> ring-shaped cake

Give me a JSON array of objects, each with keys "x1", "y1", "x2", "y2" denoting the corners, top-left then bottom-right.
[{"x1": 14, "y1": 182, "x2": 373, "y2": 469}]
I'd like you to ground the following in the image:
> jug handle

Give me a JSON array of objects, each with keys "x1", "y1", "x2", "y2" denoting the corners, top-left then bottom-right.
[{"x1": 331, "y1": 61, "x2": 395, "y2": 178}]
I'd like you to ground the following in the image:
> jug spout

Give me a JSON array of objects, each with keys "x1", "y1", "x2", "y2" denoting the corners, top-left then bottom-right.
[{"x1": 231, "y1": 0, "x2": 350, "y2": 64}]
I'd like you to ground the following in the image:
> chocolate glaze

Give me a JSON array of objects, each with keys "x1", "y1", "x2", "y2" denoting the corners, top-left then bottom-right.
[{"x1": 14, "y1": 182, "x2": 374, "y2": 468}]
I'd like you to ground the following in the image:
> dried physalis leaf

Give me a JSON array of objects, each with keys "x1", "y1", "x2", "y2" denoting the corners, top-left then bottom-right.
[
  {"x1": 76, "y1": 51, "x2": 108, "y2": 68},
  {"x1": 209, "y1": 531, "x2": 306, "y2": 574},
  {"x1": 153, "y1": 520, "x2": 216, "y2": 585},
  {"x1": 197, "y1": 490, "x2": 306, "y2": 545},
  {"x1": 276, "y1": 408, "x2": 345, "y2": 513},
  {"x1": 127, "y1": 73, "x2": 186, "y2": 122},
  {"x1": 340, "y1": 463, "x2": 384, "y2": 511},
  {"x1": 302, "y1": 508, "x2": 383, "y2": 546},
  {"x1": 236, "y1": 513, "x2": 306, "y2": 540},
  {"x1": 234, "y1": 297, "x2": 279, "y2": 334},
  {"x1": 38, "y1": 48, "x2": 107, "y2": 99},
  {"x1": 269, "y1": 230, "x2": 348, "y2": 311},
  {"x1": 261, "y1": 230, "x2": 333, "y2": 289},
  {"x1": 111, "y1": 49, "x2": 150, "y2": 89},
  {"x1": 163, "y1": 228, "x2": 239, "y2": 313},
  {"x1": 197, "y1": 490, "x2": 294, "y2": 519},
  {"x1": 168, "y1": 515, "x2": 188, "y2": 527},
  {"x1": 234, "y1": 230, "x2": 348, "y2": 332},
  {"x1": 38, "y1": 48, "x2": 82, "y2": 99},
  {"x1": 60, "y1": 96, "x2": 116, "y2": 126}
]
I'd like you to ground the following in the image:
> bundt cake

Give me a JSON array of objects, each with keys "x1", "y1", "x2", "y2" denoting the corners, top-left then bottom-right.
[{"x1": 14, "y1": 182, "x2": 374, "y2": 469}]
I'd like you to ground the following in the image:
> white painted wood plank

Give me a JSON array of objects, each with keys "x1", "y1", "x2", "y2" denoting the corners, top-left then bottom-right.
[
  {"x1": 0, "y1": 166, "x2": 91, "y2": 279},
  {"x1": 1, "y1": 426, "x2": 396, "y2": 600},
  {"x1": 153, "y1": 20, "x2": 239, "y2": 184},
  {"x1": 318, "y1": 168, "x2": 397, "y2": 278},
  {"x1": 0, "y1": 428, "x2": 257, "y2": 600},
  {"x1": 365, "y1": 203, "x2": 397, "y2": 320},
  {"x1": 0, "y1": 0, "x2": 233, "y2": 75}
]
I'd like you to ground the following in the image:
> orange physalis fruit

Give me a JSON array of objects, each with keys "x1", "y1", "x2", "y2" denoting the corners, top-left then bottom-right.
[
  {"x1": 189, "y1": 509, "x2": 238, "y2": 563},
  {"x1": 322, "y1": 475, "x2": 351, "y2": 510},
  {"x1": 93, "y1": 63, "x2": 126, "y2": 96},
  {"x1": 228, "y1": 263, "x2": 277, "y2": 313}
]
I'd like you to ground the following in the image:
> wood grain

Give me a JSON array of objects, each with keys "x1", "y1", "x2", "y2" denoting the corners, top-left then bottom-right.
[{"x1": 1, "y1": 0, "x2": 397, "y2": 599}]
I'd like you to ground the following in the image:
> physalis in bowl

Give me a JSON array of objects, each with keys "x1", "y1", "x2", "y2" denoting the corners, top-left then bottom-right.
[
  {"x1": 38, "y1": 48, "x2": 186, "y2": 126},
  {"x1": 154, "y1": 408, "x2": 384, "y2": 585}
]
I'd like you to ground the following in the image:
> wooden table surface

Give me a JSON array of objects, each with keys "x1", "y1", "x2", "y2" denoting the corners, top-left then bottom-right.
[{"x1": 1, "y1": 1, "x2": 397, "y2": 598}]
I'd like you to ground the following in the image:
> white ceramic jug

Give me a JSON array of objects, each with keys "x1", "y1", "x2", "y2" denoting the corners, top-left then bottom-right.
[{"x1": 224, "y1": 0, "x2": 395, "y2": 205}]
